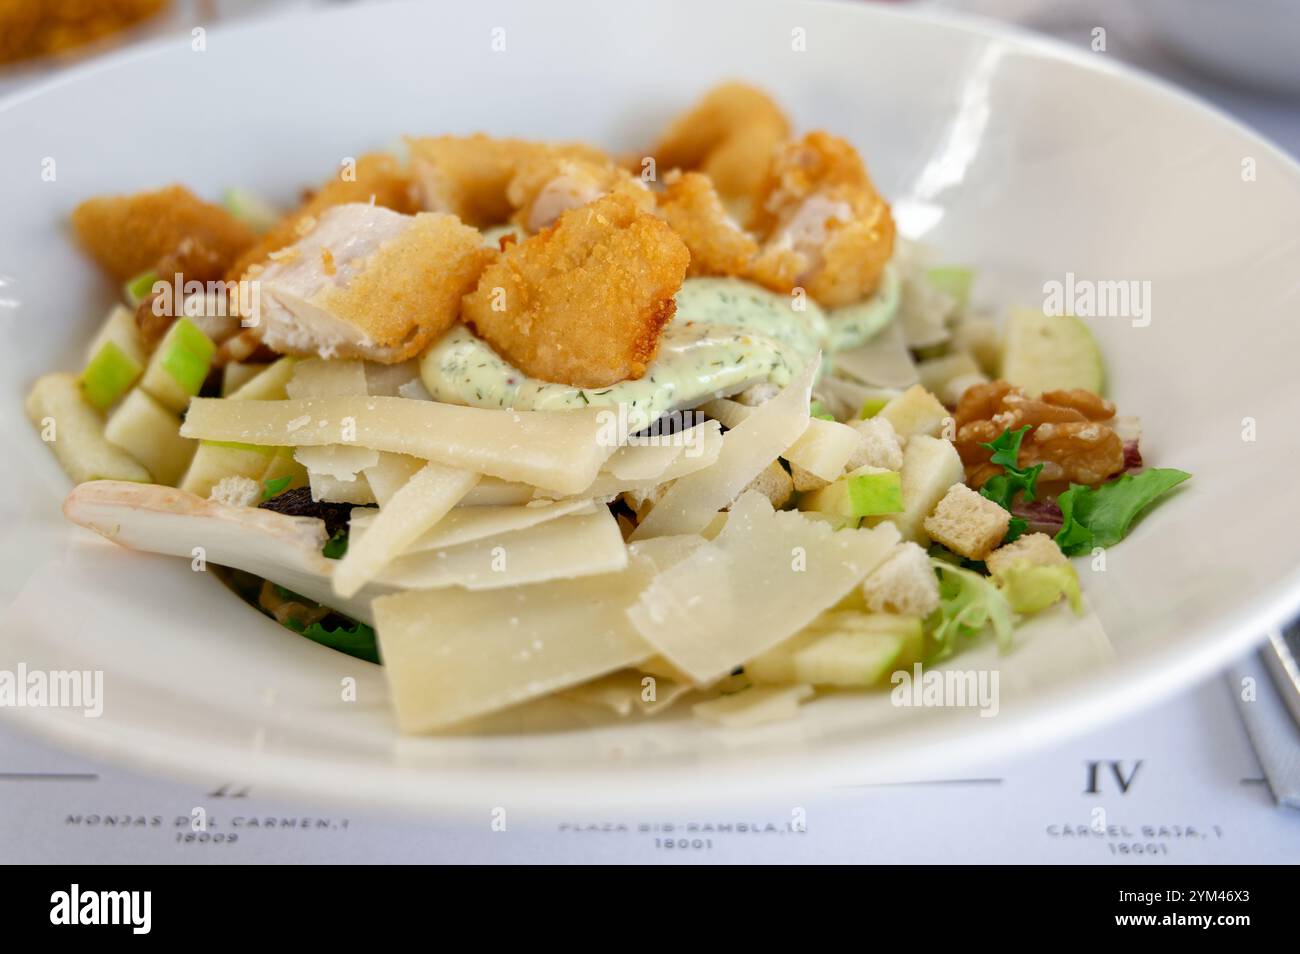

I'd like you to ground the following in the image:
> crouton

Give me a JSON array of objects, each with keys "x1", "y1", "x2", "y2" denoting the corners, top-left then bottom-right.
[
  {"x1": 507, "y1": 153, "x2": 654, "y2": 233},
  {"x1": 250, "y1": 203, "x2": 493, "y2": 363},
  {"x1": 656, "y1": 170, "x2": 759, "y2": 277},
  {"x1": 922, "y1": 483, "x2": 1010, "y2": 560},
  {"x1": 861, "y1": 542, "x2": 940, "y2": 618},
  {"x1": 846, "y1": 416, "x2": 904, "y2": 471},
  {"x1": 735, "y1": 460, "x2": 794, "y2": 510},
  {"x1": 226, "y1": 153, "x2": 416, "y2": 281},
  {"x1": 209, "y1": 475, "x2": 262, "y2": 509},
  {"x1": 986, "y1": 532, "x2": 1068, "y2": 578},
  {"x1": 72, "y1": 184, "x2": 256, "y2": 283},
  {"x1": 461, "y1": 193, "x2": 689, "y2": 387},
  {"x1": 878, "y1": 384, "x2": 950, "y2": 439}
]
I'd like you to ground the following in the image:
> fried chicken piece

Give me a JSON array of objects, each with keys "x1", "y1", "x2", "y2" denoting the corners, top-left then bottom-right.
[
  {"x1": 462, "y1": 193, "x2": 689, "y2": 388},
  {"x1": 225, "y1": 153, "x2": 416, "y2": 281},
  {"x1": 71, "y1": 184, "x2": 256, "y2": 283},
  {"x1": 649, "y1": 82, "x2": 790, "y2": 224},
  {"x1": 745, "y1": 132, "x2": 896, "y2": 307},
  {"x1": 250, "y1": 203, "x2": 493, "y2": 363},
  {"x1": 656, "y1": 170, "x2": 759, "y2": 277},
  {"x1": 506, "y1": 153, "x2": 654, "y2": 233},
  {"x1": 406, "y1": 135, "x2": 609, "y2": 227}
]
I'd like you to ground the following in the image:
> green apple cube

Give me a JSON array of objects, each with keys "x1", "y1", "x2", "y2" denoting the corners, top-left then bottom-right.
[
  {"x1": 1000, "y1": 308, "x2": 1104, "y2": 397},
  {"x1": 926, "y1": 265, "x2": 974, "y2": 307},
  {"x1": 179, "y1": 440, "x2": 278, "y2": 498},
  {"x1": 847, "y1": 469, "x2": 903, "y2": 516},
  {"x1": 124, "y1": 270, "x2": 159, "y2": 306},
  {"x1": 81, "y1": 340, "x2": 143, "y2": 410},
  {"x1": 141, "y1": 317, "x2": 216, "y2": 412},
  {"x1": 104, "y1": 388, "x2": 196, "y2": 485},
  {"x1": 857, "y1": 396, "x2": 890, "y2": 419},
  {"x1": 222, "y1": 187, "x2": 281, "y2": 234}
]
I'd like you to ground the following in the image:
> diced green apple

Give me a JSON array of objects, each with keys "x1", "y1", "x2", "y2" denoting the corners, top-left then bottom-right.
[
  {"x1": 221, "y1": 362, "x2": 267, "y2": 396},
  {"x1": 226, "y1": 356, "x2": 296, "y2": 401},
  {"x1": 863, "y1": 434, "x2": 965, "y2": 544},
  {"x1": 1000, "y1": 308, "x2": 1104, "y2": 396},
  {"x1": 222, "y1": 187, "x2": 281, "y2": 234},
  {"x1": 179, "y1": 441, "x2": 277, "y2": 498},
  {"x1": 746, "y1": 612, "x2": 922, "y2": 687},
  {"x1": 104, "y1": 388, "x2": 196, "y2": 485},
  {"x1": 926, "y1": 266, "x2": 974, "y2": 307},
  {"x1": 123, "y1": 270, "x2": 159, "y2": 306},
  {"x1": 799, "y1": 465, "x2": 903, "y2": 520},
  {"x1": 140, "y1": 317, "x2": 216, "y2": 412},
  {"x1": 80, "y1": 305, "x2": 146, "y2": 410}
]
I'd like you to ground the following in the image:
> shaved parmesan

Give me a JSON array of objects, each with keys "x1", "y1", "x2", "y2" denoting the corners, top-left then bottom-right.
[
  {"x1": 372, "y1": 552, "x2": 660, "y2": 732},
  {"x1": 350, "y1": 497, "x2": 598, "y2": 553},
  {"x1": 567, "y1": 431, "x2": 723, "y2": 500},
  {"x1": 360, "y1": 452, "x2": 425, "y2": 506},
  {"x1": 309, "y1": 470, "x2": 375, "y2": 505},
  {"x1": 332, "y1": 462, "x2": 478, "y2": 598},
  {"x1": 180, "y1": 396, "x2": 615, "y2": 493},
  {"x1": 286, "y1": 358, "x2": 368, "y2": 399},
  {"x1": 561, "y1": 669, "x2": 690, "y2": 717},
  {"x1": 699, "y1": 398, "x2": 860, "y2": 481},
  {"x1": 627, "y1": 492, "x2": 900, "y2": 684},
  {"x1": 630, "y1": 357, "x2": 816, "y2": 539},
  {"x1": 363, "y1": 360, "x2": 420, "y2": 397},
  {"x1": 832, "y1": 321, "x2": 919, "y2": 389},
  {"x1": 460, "y1": 477, "x2": 535, "y2": 507},
  {"x1": 601, "y1": 421, "x2": 722, "y2": 481},
  {"x1": 377, "y1": 510, "x2": 626, "y2": 590},
  {"x1": 294, "y1": 444, "x2": 380, "y2": 481},
  {"x1": 692, "y1": 685, "x2": 813, "y2": 727}
]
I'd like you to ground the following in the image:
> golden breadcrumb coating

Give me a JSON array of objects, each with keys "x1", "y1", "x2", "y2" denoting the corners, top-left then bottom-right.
[
  {"x1": 406, "y1": 135, "x2": 609, "y2": 227},
  {"x1": 506, "y1": 153, "x2": 654, "y2": 233},
  {"x1": 71, "y1": 184, "x2": 255, "y2": 283},
  {"x1": 649, "y1": 82, "x2": 790, "y2": 224},
  {"x1": 0, "y1": 0, "x2": 166, "y2": 65},
  {"x1": 225, "y1": 153, "x2": 416, "y2": 281},
  {"x1": 462, "y1": 193, "x2": 689, "y2": 388},
  {"x1": 656, "y1": 170, "x2": 759, "y2": 277},
  {"x1": 745, "y1": 131, "x2": 896, "y2": 306},
  {"x1": 314, "y1": 212, "x2": 495, "y2": 362}
]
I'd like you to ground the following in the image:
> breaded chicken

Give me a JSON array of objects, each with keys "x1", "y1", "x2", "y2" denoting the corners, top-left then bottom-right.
[
  {"x1": 71, "y1": 184, "x2": 256, "y2": 283},
  {"x1": 250, "y1": 203, "x2": 493, "y2": 363},
  {"x1": 506, "y1": 153, "x2": 654, "y2": 233},
  {"x1": 406, "y1": 135, "x2": 609, "y2": 228},
  {"x1": 462, "y1": 193, "x2": 689, "y2": 388},
  {"x1": 656, "y1": 170, "x2": 758, "y2": 277},
  {"x1": 649, "y1": 82, "x2": 790, "y2": 224},
  {"x1": 225, "y1": 153, "x2": 416, "y2": 281},
  {"x1": 746, "y1": 131, "x2": 896, "y2": 306}
]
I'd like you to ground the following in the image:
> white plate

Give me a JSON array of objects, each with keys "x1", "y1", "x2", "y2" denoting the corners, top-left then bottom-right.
[{"x1": 3, "y1": 0, "x2": 1299, "y2": 814}]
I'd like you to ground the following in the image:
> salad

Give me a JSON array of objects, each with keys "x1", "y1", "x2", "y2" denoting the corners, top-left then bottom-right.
[{"x1": 28, "y1": 83, "x2": 1190, "y2": 732}]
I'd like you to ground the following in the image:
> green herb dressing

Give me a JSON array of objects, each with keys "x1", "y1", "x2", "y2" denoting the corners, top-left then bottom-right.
[{"x1": 419, "y1": 267, "x2": 900, "y2": 419}]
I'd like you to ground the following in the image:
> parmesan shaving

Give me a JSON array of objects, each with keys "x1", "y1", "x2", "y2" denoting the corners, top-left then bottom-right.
[
  {"x1": 600, "y1": 420, "x2": 722, "y2": 481},
  {"x1": 285, "y1": 358, "x2": 368, "y2": 399},
  {"x1": 333, "y1": 462, "x2": 479, "y2": 598},
  {"x1": 627, "y1": 491, "x2": 901, "y2": 684},
  {"x1": 361, "y1": 452, "x2": 425, "y2": 506},
  {"x1": 832, "y1": 321, "x2": 919, "y2": 389},
  {"x1": 377, "y1": 510, "x2": 627, "y2": 590},
  {"x1": 293, "y1": 444, "x2": 380, "y2": 481},
  {"x1": 561, "y1": 669, "x2": 691, "y2": 717},
  {"x1": 350, "y1": 497, "x2": 599, "y2": 553},
  {"x1": 180, "y1": 396, "x2": 615, "y2": 493},
  {"x1": 698, "y1": 398, "x2": 860, "y2": 481},
  {"x1": 372, "y1": 549, "x2": 660, "y2": 732},
  {"x1": 308, "y1": 470, "x2": 375, "y2": 505},
  {"x1": 629, "y1": 356, "x2": 817, "y2": 539},
  {"x1": 692, "y1": 685, "x2": 813, "y2": 727}
]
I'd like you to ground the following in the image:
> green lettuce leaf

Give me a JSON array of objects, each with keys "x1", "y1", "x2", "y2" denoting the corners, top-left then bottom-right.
[
  {"x1": 925, "y1": 558, "x2": 1016, "y2": 659},
  {"x1": 285, "y1": 616, "x2": 379, "y2": 664},
  {"x1": 977, "y1": 425, "x2": 1043, "y2": 545},
  {"x1": 1054, "y1": 468, "x2": 1191, "y2": 555}
]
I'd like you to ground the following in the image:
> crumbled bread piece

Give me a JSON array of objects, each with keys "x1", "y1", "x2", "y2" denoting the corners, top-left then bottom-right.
[
  {"x1": 847, "y1": 416, "x2": 904, "y2": 471},
  {"x1": 878, "y1": 384, "x2": 949, "y2": 439},
  {"x1": 986, "y1": 532, "x2": 1068, "y2": 577},
  {"x1": 790, "y1": 461, "x2": 830, "y2": 493},
  {"x1": 922, "y1": 483, "x2": 1010, "y2": 560},
  {"x1": 861, "y1": 542, "x2": 940, "y2": 618},
  {"x1": 209, "y1": 475, "x2": 262, "y2": 509},
  {"x1": 732, "y1": 460, "x2": 793, "y2": 510}
]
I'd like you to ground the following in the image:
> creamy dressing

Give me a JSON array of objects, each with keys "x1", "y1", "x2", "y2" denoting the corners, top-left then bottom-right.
[{"x1": 420, "y1": 268, "x2": 900, "y2": 419}]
